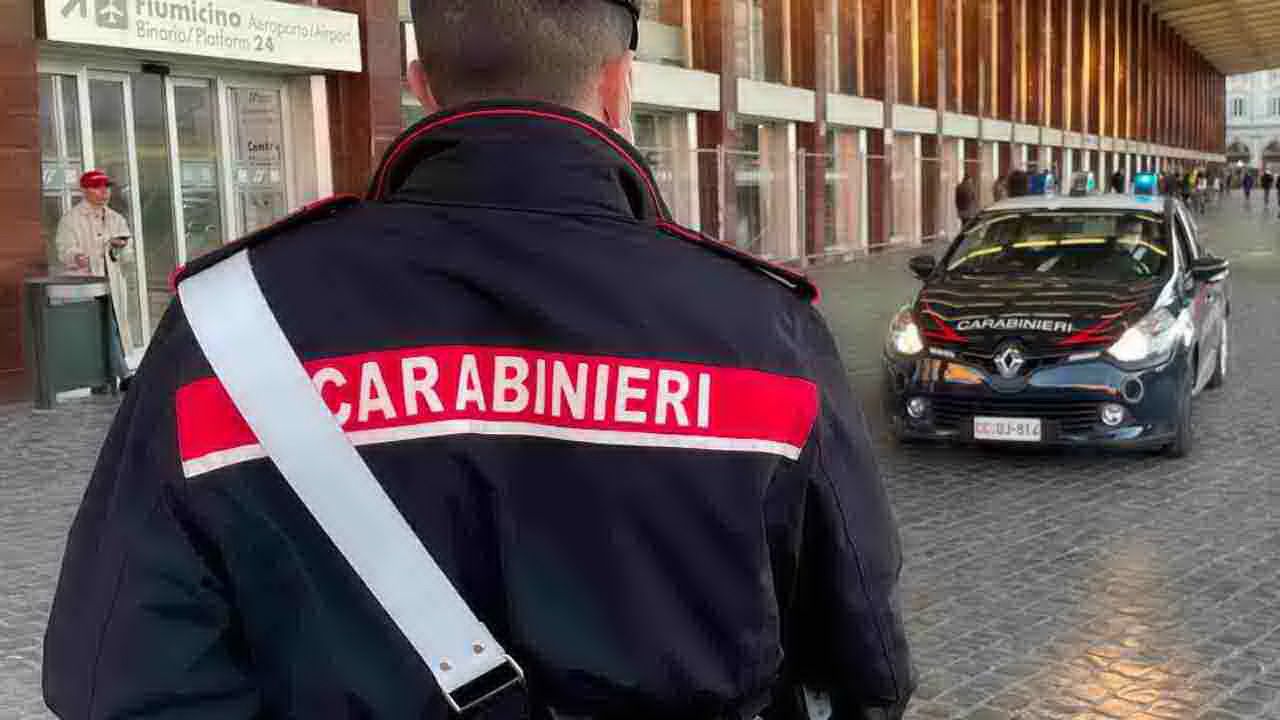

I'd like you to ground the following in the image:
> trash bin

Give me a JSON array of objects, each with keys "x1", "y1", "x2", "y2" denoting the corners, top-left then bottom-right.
[{"x1": 23, "y1": 276, "x2": 115, "y2": 409}]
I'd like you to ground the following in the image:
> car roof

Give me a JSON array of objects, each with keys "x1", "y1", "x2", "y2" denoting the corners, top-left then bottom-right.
[{"x1": 984, "y1": 193, "x2": 1172, "y2": 215}]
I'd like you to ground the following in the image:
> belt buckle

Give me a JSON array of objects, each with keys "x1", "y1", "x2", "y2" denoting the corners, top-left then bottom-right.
[{"x1": 445, "y1": 655, "x2": 526, "y2": 715}]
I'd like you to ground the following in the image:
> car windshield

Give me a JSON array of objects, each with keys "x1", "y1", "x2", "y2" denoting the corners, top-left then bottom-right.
[{"x1": 946, "y1": 212, "x2": 1171, "y2": 280}]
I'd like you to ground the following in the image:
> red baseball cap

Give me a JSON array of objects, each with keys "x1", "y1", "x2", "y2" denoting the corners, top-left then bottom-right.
[{"x1": 79, "y1": 170, "x2": 112, "y2": 189}]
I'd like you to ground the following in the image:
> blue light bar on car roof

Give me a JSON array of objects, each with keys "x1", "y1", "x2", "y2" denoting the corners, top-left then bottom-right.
[{"x1": 1133, "y1": 172, "x2": 1159, "y2": 197}]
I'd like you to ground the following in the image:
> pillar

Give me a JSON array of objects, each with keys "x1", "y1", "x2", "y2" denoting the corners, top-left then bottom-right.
[
  {"x1": 321, "y1": 0, "x2": 402, "y2": 195},
  {"x1": 864, "y1": 0, "x2": 891, "y2": 247},
  {"x1": 0, "y1": 2, "x2": 39, "y2": 400}
]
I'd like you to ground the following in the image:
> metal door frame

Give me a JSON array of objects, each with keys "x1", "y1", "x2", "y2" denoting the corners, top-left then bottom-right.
[{"x1": 84, "y1": 69, "x2": 152, "y2": 351}]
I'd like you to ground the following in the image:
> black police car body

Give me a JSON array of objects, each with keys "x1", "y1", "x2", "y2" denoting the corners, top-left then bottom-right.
[{"x1": 883, "y1": 189, "x2": 1230, "y2": 457}]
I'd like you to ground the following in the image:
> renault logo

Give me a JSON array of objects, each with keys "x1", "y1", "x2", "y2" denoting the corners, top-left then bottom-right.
[{"x1": 994, "y1": 344, "x2": 1026, "y2": 378}]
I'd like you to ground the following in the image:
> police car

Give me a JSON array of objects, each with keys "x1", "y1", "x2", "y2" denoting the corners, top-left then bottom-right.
[{"x1": 883, "y1": 173, "x2": 1230, "y2": 457}]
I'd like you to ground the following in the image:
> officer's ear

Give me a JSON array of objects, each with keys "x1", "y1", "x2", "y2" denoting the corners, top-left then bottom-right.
[
  {"x1": 598, "y1": 51, "x2": 635, "y2": 142},
  {"x1": 408, "y1": 59, "x2": 441, "y2": 115}
]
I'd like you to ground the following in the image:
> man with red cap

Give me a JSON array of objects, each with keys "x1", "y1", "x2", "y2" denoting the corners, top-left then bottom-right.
[
  {"x1": 54, "y1": 170, "x2": 131, "y2": 275},
  {"x1": 53, "y1": 169, "x2": 134, "y2": 385}
]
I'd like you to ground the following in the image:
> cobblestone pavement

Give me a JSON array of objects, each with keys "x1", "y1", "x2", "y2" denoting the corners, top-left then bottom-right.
[{"x1": 3, "y1": 193, "x2": 1280, "y2": 718}]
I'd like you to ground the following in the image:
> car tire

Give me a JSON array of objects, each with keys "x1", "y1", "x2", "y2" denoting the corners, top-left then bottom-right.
[
  {"x1": 1207, "y1": 321, "x2": 1228, "y2": 389},
  {"x1": 1163, "y1": 372, "x2": 1195, "y2": 459}
]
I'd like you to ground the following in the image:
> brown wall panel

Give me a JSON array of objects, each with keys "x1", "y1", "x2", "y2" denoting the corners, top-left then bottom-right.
[
  {"x1": 837, "y1": 0, "x2": 859, "y2": 94},
  {"x1": 962, "y1": 0, "x2": 980, "y2": 114},
  {"x1": 764, "y1": 0, "x2": 786, "y2": 83},
  {"x1": 946, "y1": 0, "x2": 961, "y2": 111},
  {"x1": 691, "y1": 0, "x2": 724, "y2": 72},
  {"x1": 997, "y1": 0, "x2": 1013, "y2": 120},
  {"x1": 791, "y1": 0, "x2": 818, "y2": 89},
  {"x1": 920, "y1": 0, "x2": 939, "y2": 108},
  {"x1": 1070, "y1": 0, "x2": 1083, "y2": 133},
  {"x1": 0, "y1": 0, "x2": 39, "y2": 400},
  {"x1": 1095, "y1": 0, "x2": 1108, "y2": 137},
  {"x1": 1050, "y1": 0, "x2": 1066, "y2": 129},
  {"x1": 866, "y1": 128, "x2": 887, "y2": 247},
  {"x1": 896, "y1": 0, "x2": 915, "y2": 104},
  {"x1": 696, "y1": 114, "x2": 724, "y2": 240},
  {"x1": 921, "y1": 134, "x2": 940, "y2": 242},
  {"x1": 1025, "y1": 0, "x2": 1044, "y2": 126},
  {"x1": 862, "y1": 0, "x2": 887, "y2": 99},
  {"x1": 322, "y1": 0, "x2": 402, "y2": 195}
]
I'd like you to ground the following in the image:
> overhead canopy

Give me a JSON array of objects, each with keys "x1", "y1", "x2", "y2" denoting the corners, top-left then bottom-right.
[{"x1": 1150, "y1": 0, "x2": 1280, "y2": 75}]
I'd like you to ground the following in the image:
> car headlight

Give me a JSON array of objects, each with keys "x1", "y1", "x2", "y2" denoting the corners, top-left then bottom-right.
[
  {"x1": 887, "y1": 307, "x2": 925, "y2": 356},
  {"x1": 1106, "y1": 308, "x2": 1193, "y2": 365}
]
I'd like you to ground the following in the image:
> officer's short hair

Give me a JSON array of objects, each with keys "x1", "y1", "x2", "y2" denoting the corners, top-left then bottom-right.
[{"x1": 410, "y1": 0, "x2": 633, "y2": 108}]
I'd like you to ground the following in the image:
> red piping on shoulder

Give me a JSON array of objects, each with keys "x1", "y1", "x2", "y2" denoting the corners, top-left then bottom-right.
[
  {"x1": 301, "y1": 193, "x2": 362, "y2": 214},
  {"x1": 168, "y1": 264, "x2": 186, "y2": 293},
  {"x1": 657, "y1": 221, "x2": 821, "y2": 305},
  {"x1": 370, "y1": 108, "x2": 665, "y2": 220}
]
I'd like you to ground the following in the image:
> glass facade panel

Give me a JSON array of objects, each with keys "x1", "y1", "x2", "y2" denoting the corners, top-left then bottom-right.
[
  {"x1": 40, "y1": 75, "x2": 57, "y2": 160},
  {"x1": 228, "y1": 86, "x2": 288, "y2": 234},
  {"x1": 735, "y1": 123, "x2": 766, "y2": 254},
  {"x1": 174, "y1": 81, "x2": 225, "y2": 262},
  {"x1": 131, "y1": 72, "x2": 177, "y2": 331},
  {"x1": 62, "y1": 77, "x2": 83, "y2": 163},
  {"x1": 39, "y1": 74, "x2": 85, "y2": 264}
]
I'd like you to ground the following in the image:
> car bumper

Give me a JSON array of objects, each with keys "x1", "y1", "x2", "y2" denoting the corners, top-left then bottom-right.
[{"x1": 882, "y1": 351, "x2": 1191, "y2": 449}]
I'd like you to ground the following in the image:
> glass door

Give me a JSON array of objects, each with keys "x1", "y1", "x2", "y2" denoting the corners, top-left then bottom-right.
[
  {"x1": 87, "y1": 72, "x2": 150, "y2": 359},
  {"x1": 38, "y1": 73, "x2": 87, "y2": 264},
  {"x1": 166, "y1": 77, "x2": 225, "y2": 263},
  {"x1": 223, "y1": 83, "x2": 290, "y2": 235}
]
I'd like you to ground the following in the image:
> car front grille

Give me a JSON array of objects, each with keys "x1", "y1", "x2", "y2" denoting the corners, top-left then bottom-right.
[
  {"x1": 931, "y1": 397, "x2": 1100, "y2": 436},
  {"x1": 957, "y1": 350, "x2": 1076, "y2": 376}
]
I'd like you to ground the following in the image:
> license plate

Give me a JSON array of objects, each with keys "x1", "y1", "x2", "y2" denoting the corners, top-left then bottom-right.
[{"x1": 973, "y1": 416, "x2": 1042, "y2": 442}]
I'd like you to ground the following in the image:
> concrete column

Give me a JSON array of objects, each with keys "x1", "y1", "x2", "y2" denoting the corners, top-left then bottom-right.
[{"x1": 0, "y1": 2, "x2": 39, "y2": 400}]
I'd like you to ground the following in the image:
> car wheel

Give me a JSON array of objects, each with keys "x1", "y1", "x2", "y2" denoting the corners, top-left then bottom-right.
[
  {"x1": 1163, "y1": 372, "x2": 1195, "y2": 458},
  {"x1": 1207, "y1": 320, "x2": 1228, "y2": 389}
]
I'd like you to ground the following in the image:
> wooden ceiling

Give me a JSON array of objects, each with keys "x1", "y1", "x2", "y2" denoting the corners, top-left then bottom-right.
[{"x1": 1149, "y1": 0, "x2": 1280, "y2": 75}]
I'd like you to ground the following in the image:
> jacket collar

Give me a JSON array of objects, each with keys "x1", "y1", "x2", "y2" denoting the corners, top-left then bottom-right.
[{"x1": 367, "y1": 101, "x2": 670, "y2": 224}]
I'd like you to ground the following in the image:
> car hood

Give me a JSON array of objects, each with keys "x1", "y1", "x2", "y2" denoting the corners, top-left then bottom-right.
[{"x1": 913, "y1": 273, "x2": 1166, "y2": 355}]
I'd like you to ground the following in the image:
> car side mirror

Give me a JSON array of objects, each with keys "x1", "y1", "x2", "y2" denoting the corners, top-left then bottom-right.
[
  {"x1": 1191, "y1": 255, "x2": 1229, "y2": 283},
  {"x1": 909, "y1": 254, "x2": 937, "y2": 280}
]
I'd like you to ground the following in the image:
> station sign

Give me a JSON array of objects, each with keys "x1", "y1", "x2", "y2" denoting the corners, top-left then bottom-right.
[{"x1": 44, "y1": 0, "x2": 362, "y2": 72}]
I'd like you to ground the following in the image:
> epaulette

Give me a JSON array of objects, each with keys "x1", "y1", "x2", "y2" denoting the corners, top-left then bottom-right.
[
  {"x1": 657, "y1": 221, "x2": 821, "y2": 305},
  {"x1": 171, "y1": 194, "x2": 363, "y2": 287}
]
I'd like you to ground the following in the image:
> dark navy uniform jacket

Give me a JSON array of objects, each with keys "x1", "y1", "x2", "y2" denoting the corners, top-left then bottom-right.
[{"x1": 43, "y1": 102, "x2": 913, "y2": 720}]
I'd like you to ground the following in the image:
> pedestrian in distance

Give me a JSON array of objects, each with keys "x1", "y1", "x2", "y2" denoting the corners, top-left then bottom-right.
[
  {"x1": 1110, "y1": 169, "x2": 1125, "y2": 194},
  {"x1": 1007, "y1": 167, "x2": 1030, "y2": 198},
  {"x1": 1243, "y1": 171, "x2": 1255, "y2": 203},
  {"x1": 1262, "y1": 170, "x2": 1275, "y2": 206},
  {"x1": 42, "y1": 1, "x2": 914, "y2": 719},
  {"x1": 956, "y1": 173, "x2": 977, "y2": 224},
  {"x1": 52, "y1": 169, "x2": 133, "y2": 391}
]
